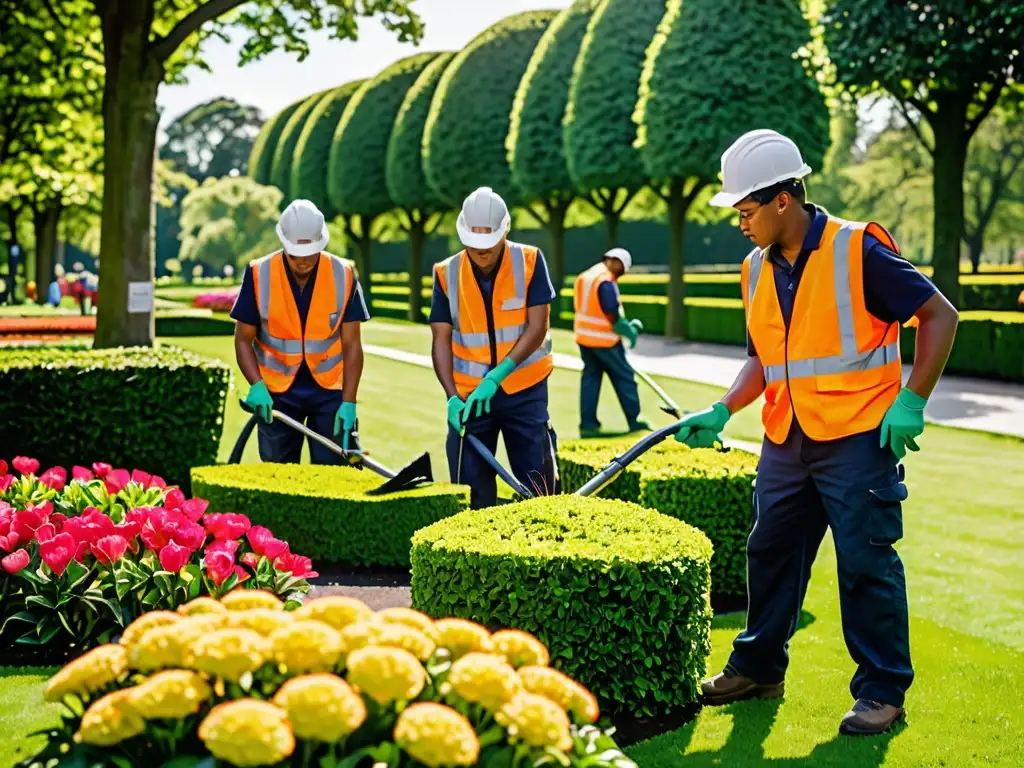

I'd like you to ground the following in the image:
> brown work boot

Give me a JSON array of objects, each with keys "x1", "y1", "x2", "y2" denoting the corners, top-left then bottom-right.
[
  {"x1": 839, "y1": 699, "x2": 905, "y2": 735},
  {"x1": 700, "y1": 669, "x2": 784, "y2": 706}
]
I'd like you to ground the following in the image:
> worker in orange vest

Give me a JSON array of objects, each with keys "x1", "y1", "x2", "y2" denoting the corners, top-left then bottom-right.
[
  {"x1": 573, "y1": 247, "x2": 650, "y2": 436},
  {"x1": 677, "y1": 130, "x2": 959, "y2": 735},
  {"x1": 232, "y1": 199, "x2": 370, "y2": 463},
  {"x1": 430, "y1": 187, "x2": 559, "y2": 509}
]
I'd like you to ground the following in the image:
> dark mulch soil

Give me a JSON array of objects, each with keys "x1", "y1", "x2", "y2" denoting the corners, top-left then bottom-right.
[
  {"x1": 610, "y1": 701, "x2": 703, "y2": 746},
  {"x1": 308, "y1": 563, "x2": 413, "y2": 611}
]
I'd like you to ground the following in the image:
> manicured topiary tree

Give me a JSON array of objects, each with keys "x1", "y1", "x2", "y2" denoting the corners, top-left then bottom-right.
[
  {"x1": 386, "y1": 52, "x2": 457, "y2": 322},
  {"x1": 329, "y1": 53, "x2": 442, "y2": 289},
  {"x1": 563, "y1": 0, "x2": 667, "y2": 245},
  {"x1": 248, "y1": 96, "x2": 305, "y2": 186},
  {"x1": 269, "y1": 89, "x2": 332, "y2": 204},
  {"x1": 290, "y1": 79, "x2": 367, "y2": 220},
  {"x1": 507, "y1": 0, "x2": 603, "y2": 311},
  {"x1": 423, "y1": 11, "x2": 558, "y2": 208},
  {"x1": 634, "y1": 0, "x2": 828, "y2": 338}
]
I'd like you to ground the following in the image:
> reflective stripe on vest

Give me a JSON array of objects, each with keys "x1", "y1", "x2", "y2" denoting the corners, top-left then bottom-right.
[{"x1": 255, "y1": 254, "x2": 349, "y2": 355}]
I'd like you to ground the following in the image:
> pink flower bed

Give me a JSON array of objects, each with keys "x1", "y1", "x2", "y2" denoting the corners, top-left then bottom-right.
[{"x1": 191, "y1": 289, "x2": 239, "y2": 313}]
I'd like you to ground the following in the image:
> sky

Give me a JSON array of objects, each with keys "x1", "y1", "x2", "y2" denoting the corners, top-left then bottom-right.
[{"x1": 155, "y1": 0, "x2": 574, "y2": 129}]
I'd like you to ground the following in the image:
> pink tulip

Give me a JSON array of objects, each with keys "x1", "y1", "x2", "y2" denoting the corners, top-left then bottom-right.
[
  {"x1": 163, "y1": 488, "x2": 186, "y2": 510},
  {"x1": 92, "y1": 462, "x2": 112, "y2": 478},
  {"x1": 206, "y1": 538, "x2": 240, "y2": 557},
  {"x1": 49, "y1": 513, "x2": 67, "y2": 531},
  {"x1": 104, "y1": 469, "x2": 131, "y2": 494},
  {"x1": 204, "y1": 513, "x2": 251, "y2": 541},
  {"x1": 172, "y1": 521, "x2": 206, "y2": 551},
  {"x1": 64, "y1": 509, "x2": 116, "y2": 545},
  {"x1": 0, "y1": 503, "x2": 12, "y2": 536},
  {"x1": 34, "y1": 523, "x2": 56, "y2": 543},
  {"x1": 39, "y1": 533, "x2": 76, "y2": 576},
  {"x1": 131, "y1": 469, "x2": 152, "y2": 487},
  {"x1": 13, "y1": 456, "x2": 39, "y2": 475},
  {"x1": 273, "y1": 553, "x2": 318, "y2": 579},
  {"x1": 12, "y1": 504, "x2": 51, "y2": 542},
  {"x1": 240, "y1": 552, "x2": 260, "y2": 569},
  {"x1": 0, "y1": 532, "x2": 19, "y2": 552},
  {"x1": 150, "y1": 476, "x2": 167, "y2": 490},
  {"x1": 205, "y1": 549, "x2": 235, "y2": 586},
  {"x1": 0, "y1": 460, "x2": 7, "y2": 476},
  {"x1": 159, "y1": 541, "x2": 192, "y2": 573},
  {"x1": 39, "y1": 467, "x2": 67, "y2": 491},
  {"x1": 91, "y1": 535, "x2": 129, "y2": 565},
  {"x1": 1, "y1": 549, "x2": 30, "y2": 575},
  {"x1": 72, "y1": 466, "x2": 94, "y2": 482},
  {"x1": 233, "y1": 565, "x2": 250, "y2": 583},
  {"x1": 180, "y1": 498, "x2": 208, "y2": 523},
  {"x1": 247, "y1": 526, "x2": 290, "y2": 560},
  {"x1": 125, "y1": 507, "x2": 153, "y2": 528},
  {"x1": 0, "y1": 475, "x2": 13, "y2": 493}
]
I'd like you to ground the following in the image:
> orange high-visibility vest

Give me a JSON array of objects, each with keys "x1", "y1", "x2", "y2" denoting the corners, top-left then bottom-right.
[
  {"x1": 250, "y1": 251, "x2": 353, "y2": 393},
  {"x1": 434, "y1": 241, "x2": 553, "y2": 399},
  {"x1": 573, "y1": 263, "x2": 620, "y2": 348},
  {"x1": 743, "y1": 216, "x2": 903, "y2": 444}
]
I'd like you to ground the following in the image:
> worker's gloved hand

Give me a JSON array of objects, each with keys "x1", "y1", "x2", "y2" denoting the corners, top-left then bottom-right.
[
  {"x1": 613, "y1": 317, "x2": 640, "y2": 348},
  {"x1": 334, "y1": 401, "x2": 357, "y2": 449},
  {"x1": 629, "y1": 318, "x2": 643, "y2": 335},
  {"x1": 673, "y1": 402, "x2": 730, "y2": 448},
  {"x1": 462, "y1": 358, "x2": 515, "y2": 423},
  {"x1": 880, "y1": 387, "x2": 927, "y2": 460},
  {"x1": 243, "y1": 381, "x2": 274, "y2": 424},
  {"x1": 447, "y1": 395, "x2": 467, "y2": 432}
]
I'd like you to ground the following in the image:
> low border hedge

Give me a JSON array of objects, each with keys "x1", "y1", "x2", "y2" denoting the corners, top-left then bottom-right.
[
  {"x1": 410, "y1": 495, "x2": 714, "y2": 718},
  {"x1": 190, "y1": 463, "x2": 470, "y2": 568},
  {"x1": 558, "y1": 439, "x2": 758, "y2": 604},
  {"x1": 0, "y1": 346, "x2": 230, "y2": 489}
]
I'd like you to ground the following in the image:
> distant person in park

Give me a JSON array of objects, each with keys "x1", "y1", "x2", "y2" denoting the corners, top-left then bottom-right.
[
  {"x1": 674, "y1": 129, "x2": 959, "y2": 735},
  {"x1": 231, "y1": 199, "x2": 370, "y2": 464},
  {"x1": 572, "y1": 247, "x2": 650, "y2": 436},
  {"x1": 429, "y1": 186, "x2": 559, "y2": 509}
]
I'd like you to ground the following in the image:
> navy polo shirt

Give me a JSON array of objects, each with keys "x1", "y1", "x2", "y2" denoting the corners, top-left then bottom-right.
[
  {"x1": 745, "y1": 205, "x2": 937, "y2": 357},
  {"x1": 597, "y1": 280, "x2": 621, "y2": 318},
  {"x1": 231, "y1": 255, "x2": 370, "y2": 407}
]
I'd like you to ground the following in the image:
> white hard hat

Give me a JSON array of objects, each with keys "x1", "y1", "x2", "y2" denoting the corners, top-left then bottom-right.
[
  {"x1": 276, "y1": 199, "x2": 329, "y2": 257},
  {"x1": 708, "y1": 129, "x2": 812, "y2": 208},
  {"x1": 603, "y1": 247, "x2": 632, "y2": 272},
  {"x1": 456, "y1": 187, "x2": 510, "y2": 249}
]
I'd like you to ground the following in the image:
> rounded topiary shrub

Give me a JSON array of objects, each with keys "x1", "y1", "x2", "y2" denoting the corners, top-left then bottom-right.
[
  {"x1": 191, "y1": 464, "x2": 469, "y2": 569},
  {"x1": 558, "y1": 439, "x2": 757, "y2": 605},
  {"x1": 409, "y1": 495, "x2": 713, "y2": 718}
]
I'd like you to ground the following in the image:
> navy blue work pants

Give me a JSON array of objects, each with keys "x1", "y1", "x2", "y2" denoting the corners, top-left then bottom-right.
[
  {"x1": 257, "y1": 397, "x2": 346, "y2": 465},
  {"x1": 727, "y1": 422, "x2": 914, "y2": 708},
  {"x1": 446, "y1": 382, "x2": 559, "y2": 509},
  {"x1": 578, "y1": 342, "x2": 642, "y2": 430}
]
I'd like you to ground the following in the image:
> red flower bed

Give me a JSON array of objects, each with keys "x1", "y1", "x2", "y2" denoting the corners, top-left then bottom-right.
[{"x1": 0, "y1": 316, "x2": 96, "y2": 335}]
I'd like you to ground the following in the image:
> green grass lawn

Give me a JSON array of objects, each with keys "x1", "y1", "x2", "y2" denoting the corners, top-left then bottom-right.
[{"x1": 3, "y1": 325, "x2": 1022, "y2": 767}]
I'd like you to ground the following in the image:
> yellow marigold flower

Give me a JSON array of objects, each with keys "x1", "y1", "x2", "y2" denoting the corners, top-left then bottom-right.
[
  {"x1": 183, "y1": 629, "x2": 269, "y2": 682},
  {"x1": 293, "y1": 595, "x2": 373, "y2": 630},
  {"x1": 198, "y1": 699, "x2": 295, "y2": 767},
  {"x1": 496, "y1": 692, "x2": 573, "y2": 751},
  {"x1": 372, "y1": 623, "x2": 436, "y2": 661},
  {"x1": 338, "y1": 619, "x2": 382, "y2": 654},
  {"x1": 128, "y1": 615, "x2": 227, "y2": 672},
  {"x1": 270, "y1": 620, "x2": 343, "y2": 674},
  {"x1": 433, "y1": 618, "x2": 493, "y2": 659},
  {"x1": 129, "y1": 670, "x2": 212, "y2": 719},
  {"x1": 119, "y1": 610, "x2": 180, "y2": 650},
  {"x1": 346, "y1": 646, "x2": 427, "y2": 705},
  {"x1": 227, "y1": 608, "x2": 293, "y2": 636},
  {"x1": 447, "y1": 653, "x2": 521, "y2": 712},
  {"x1": 394, "y1": 702, "x2": 480, "y2": 767},
  {"x1": 492, "y1": 629, "x2": 550, "y2": 669},
  {"x1": 221, "y1": 589, "x2": 283, "y2": 612},
  {"x1": 376, "y1": 607, "x2": 437, "y2": 639},
  {"x1": 518, "y1": 666, "x2": 599, "y2": 724},
  {"x1": 271, "y1": 674, "x2": 366, "y2": 743},
  {"x1": 44, "y1": 644, "x2": 128, "y2": 702},
  {"x1": 177, "y1": 597, "x2": 227, "y2": 617},
  {"x1": 75, "y1": 690, "x2": 145, "y2": 746}
]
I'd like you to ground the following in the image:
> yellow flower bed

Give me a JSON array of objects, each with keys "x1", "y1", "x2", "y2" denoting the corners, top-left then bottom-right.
[{"x1": 30, "y1": 589, "x2": 633, "y2": 768}]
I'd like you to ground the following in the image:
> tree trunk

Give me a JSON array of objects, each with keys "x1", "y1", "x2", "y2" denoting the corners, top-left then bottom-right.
[
  {"x1": 665, "y1": 178, "x2": 687, "y2": 340},
  {"x1": 33, "y1": 205, "x2": 62, "y2": 297},
  {"x1": 605, "y1": 208, "x2": 620, "y2": 248},
  {"x1": 967, "y1": 236, "x2": 984, "y2": 274},
  {"x1": 93, "y1": 1, "x2": 163, "y2": 348},
  {"x1": 928, "y1": 93, "x2": 970, "y2": 309},
  {"x1": 546, "y1": 199, "x2": 570, "y2": 319},
  {"x1": 407, "y1": 216, "x2": 426, "y2": 323}
]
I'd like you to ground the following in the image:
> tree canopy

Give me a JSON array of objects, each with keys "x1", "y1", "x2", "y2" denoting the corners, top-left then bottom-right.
[
  {"x1": 423, "y1": 11, "x2": 558, "y2": 208},
  {"x1": 329, "y1": 52, "x2": 443, "y2": 219},
  {"x1": 269, "y1": 89, "x2": 332, "y2": 202},
  {"x1": 161, "y1": 97, "x2": 264, "y2": 182},
  {"x1": 249, "y1": 96, "x2": 305, "y2": 187}
]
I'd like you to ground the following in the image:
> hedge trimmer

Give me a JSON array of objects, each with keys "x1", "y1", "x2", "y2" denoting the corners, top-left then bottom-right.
[{"x1": 231, "y1": 401, "x2": 433, "y2": 495}]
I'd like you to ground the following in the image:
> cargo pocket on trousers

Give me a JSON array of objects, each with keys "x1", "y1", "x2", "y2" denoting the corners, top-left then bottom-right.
[{"x1": 867, "y1": 480, "x2": 907, "y2": 546}]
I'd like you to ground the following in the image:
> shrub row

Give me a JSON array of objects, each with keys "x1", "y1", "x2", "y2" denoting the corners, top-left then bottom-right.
[
  {"x1": 0, "y1": 346, "x2": 230, "y2": 489},
  {"x1": 190, "y1": 463, "x2": 469, "y2": 568},
  {"x1": 900, "y1": 311, "x2": 1024, "y2": 382},
  {"x1": 558, "y1": 439, "x2": 757, "y2": 604},
  {"x1": 410, "y1": 495, "x2": 714, "y2": 718}
]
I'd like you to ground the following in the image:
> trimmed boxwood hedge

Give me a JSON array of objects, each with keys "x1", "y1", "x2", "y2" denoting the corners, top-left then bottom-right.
[
  {"x1": 558, "y1": 439, "x2": 757, "y2": 603},
  {"x1": 191, "y1": 463, "x2": 469, "y2": 568},
  {"x1": 0, "y1": 346, "x2": 230, "y2": 489},
  {"x1": 409, "y1": 495, "x2": 713, "y2": 718}
]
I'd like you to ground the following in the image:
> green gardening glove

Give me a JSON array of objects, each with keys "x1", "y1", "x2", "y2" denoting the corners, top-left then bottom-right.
[
  {"x1": 613, "y1": 317, "x2": 639, "y2": 348},
  {"x1": 879, "y1": 387, "x2": 927, "y2": 460},
  {"x1": 333, "y1": 401, "x2": 357, "y2": 450},
  {"x1": 673, "y1": 402, "x2": 731, "y2": 448},
  {"x1": 447, "y1": 395, "x2": 467, "y2": 433},
  {"x1": 243, "y1": 381, "x2": 274, "y2": 424},
  {"x1": 462, "y1": 358, "x2": 515, "y2": 423}
]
